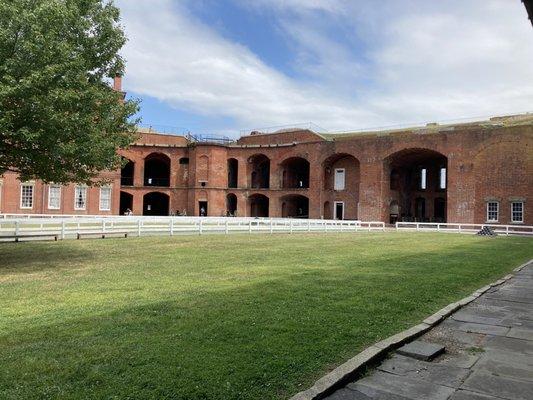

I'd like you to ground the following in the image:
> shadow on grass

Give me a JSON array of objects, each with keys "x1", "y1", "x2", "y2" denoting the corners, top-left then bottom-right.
[
  {"x1": 0, "y1": 236, "x2": 531, "y2": 400},
  {"x1": 0, "y1": 241, "x2": 97, "y2": 274}
]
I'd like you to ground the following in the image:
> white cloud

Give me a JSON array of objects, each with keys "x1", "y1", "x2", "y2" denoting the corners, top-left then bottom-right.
[{"x1": 117, "y1": 0, "x2": 533, "y2": 135}]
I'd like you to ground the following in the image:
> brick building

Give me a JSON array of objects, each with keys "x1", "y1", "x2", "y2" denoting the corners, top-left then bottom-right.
[{"x1": 1, "y1": 113, "x2": 532, "y2": 226}]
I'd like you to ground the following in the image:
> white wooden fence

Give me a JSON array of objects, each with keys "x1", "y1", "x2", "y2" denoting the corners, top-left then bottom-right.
[
  {"x1": 396, "y1": 222, "x2": 533, "y2": 236},
  {"x1": 0, "y1": 216, "x2": 385, "y2": 241}
]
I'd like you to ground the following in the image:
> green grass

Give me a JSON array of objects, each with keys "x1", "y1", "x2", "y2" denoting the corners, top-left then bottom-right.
[{"x1": 0, "y1": 233, "x2": 531, "y2": 399}]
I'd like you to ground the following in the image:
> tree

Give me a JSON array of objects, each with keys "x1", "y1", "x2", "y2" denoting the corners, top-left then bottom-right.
[{"x1": 0, "y1": 0, "x2": 139, "y2": 184}]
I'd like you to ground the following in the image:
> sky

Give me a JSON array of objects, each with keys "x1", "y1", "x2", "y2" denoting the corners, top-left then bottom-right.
[{"x1": 115, "y1": 0, "x2": 533, "y2": 137}]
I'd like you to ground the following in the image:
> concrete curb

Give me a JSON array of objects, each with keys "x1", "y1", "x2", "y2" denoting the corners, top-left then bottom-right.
[{"x1": 288, "y1": 259, "x2": 533, "y2": 400}]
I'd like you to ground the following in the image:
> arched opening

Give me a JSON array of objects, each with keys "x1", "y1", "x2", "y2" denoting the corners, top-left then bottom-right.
[
  {"x1": 323, "y1": 153, "x2": 360, "y2": 220},
  {"x1": 280, "y1": 195, "x2": 309, "y2": 218},
  {"x1": 280, "y1": 157, "x2": 310, "y2": 189},
  {"x1": 323, "y1": 201, "x2": 332, "y2": 219},
  {"x1": 385, "y1": 148, "x2": 447, "y2": 222},
  {"x1": 143, "y1": 192, "x2": 169, "y2": 216},
  {"x1": 121, "y1": 158, "x2": 134, "y2": 186},
  {"x1": 248, "y1": 154, "x2": 270, "y2": 189},
  {"x1": 248, "y1": 193, "x2": 269, "y2": 217},
  {"x1": 144, "y1": 153, "x2": 171, "y2": 187},
  {"x1": 226, "y1": 193, "x2": 237, "y2": 216},
  {"x1": 119, "y1": 191, "x2": 133, "y2": 215},
  {"x1": 227, "y1": 158, "x2": 238, "y2": 188}
]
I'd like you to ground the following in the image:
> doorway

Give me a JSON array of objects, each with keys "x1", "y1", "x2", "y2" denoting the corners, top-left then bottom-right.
[
  {"x1": 199, "y1": 201, "x2": 208, "y2": 216},
  {"x1": 334, "y1": 201, "x2": 344, "y2": 220}
]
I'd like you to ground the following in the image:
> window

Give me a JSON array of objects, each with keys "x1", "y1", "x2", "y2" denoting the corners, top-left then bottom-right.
[
  {"x1": 179, "y1": 157, "x2": 189, "y2": 165},
  {"x1": 486, "y1": 201, "x2": 499, "y2": 222},
  {"x1": 48, "y1": 185, "x2": 61, "y2": 209},
  {"x1": 439, "y1": 168, "x2": 446, "y2": 190},
  {"x1": 334, "y1": 168, "x2": 345, "y2": 190},
  {"x1": 420, "y1": 168, "x2": 427, "y2": 190},
  {"x1": 99, "y1": 186, "x2": 112, "y2": 211},
  {"x1": 74, "y1": 186, "x2": 87, "y2": 210},
  {"x1": 511, "y1": 202, "x2": 524, "y2": 223},
  {"x1": 20, "y1": 184, "x2": 34, "y2": 209}
]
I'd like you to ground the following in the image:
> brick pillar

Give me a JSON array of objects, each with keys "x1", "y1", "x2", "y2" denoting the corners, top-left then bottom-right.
[
  {"x1": 132, "y1": 192, "x2": 143, "y2": 215},
  {"x1": 134, "y1": 160, "x2": 144, "y2": 187},
  {"x1": 269, "y1": 193, "x2": 280, "y2": 218},
  {"x1": 358, "y1": 161, "x2": 386, "y2": 222},
  {"x1": 447, "y1": 157, "x2": 476, "y2": 223}
]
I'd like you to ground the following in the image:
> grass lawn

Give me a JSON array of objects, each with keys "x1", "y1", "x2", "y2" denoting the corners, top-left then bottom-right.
[{"x1": 0, "y1": 232, "x2": 531, "y2": 399}]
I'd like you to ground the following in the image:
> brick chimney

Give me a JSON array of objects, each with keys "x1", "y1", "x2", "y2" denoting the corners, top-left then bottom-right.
[{"x1": 113, "y1": 74, "x2": 122, "y2": 92}]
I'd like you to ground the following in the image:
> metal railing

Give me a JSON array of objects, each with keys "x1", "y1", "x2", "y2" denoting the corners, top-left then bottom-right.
[
  {"x1": 396, "y1": 222, "x2": 533, "y2": 236},
  {"x1": 0, "y1": 217, "x2": 385, "y2": 241}
]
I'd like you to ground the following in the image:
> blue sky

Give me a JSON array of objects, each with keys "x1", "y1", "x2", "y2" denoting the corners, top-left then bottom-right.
[{"x1": 116, "y1": 0, "x2": 533, "y2": 137}]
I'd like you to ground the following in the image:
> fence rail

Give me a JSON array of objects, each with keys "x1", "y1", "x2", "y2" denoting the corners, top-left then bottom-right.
[
  {"x1": 0, "y1": 217, "x2": 385, "y2": 241},
  {"x1": 396, "y1": 222, "x2": 533, "y2": 236}
]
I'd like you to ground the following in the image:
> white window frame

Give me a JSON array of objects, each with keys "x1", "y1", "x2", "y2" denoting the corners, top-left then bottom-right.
[
  {"x1": 74, "y1": 186, "x2": 87, "y2": 210},
  {"x1": 48, "y1": 185, "x2": 61, "y2": 210},
  {"x1": 99, "y1": 186, "x2": 112, "y2": 211},
  {"x1": 334, "y1": 168, "x2": 346, "y2": 191},
  {"x1": 439, "y1": 167, "x2": 446, "y2": 190},
  {"x1": 420, "y1": 168, "x2": 427, "y2": 190},
  {"x1": 20, "y1": 183, "x2": 34, "y2": 209},
  {"x1": 334, "y1": 201, "x2": 345, "y2": 220},
  {"x1": 510, "y1": 202, "x2": 524, "y2": 224},
  {"x1": 486, "y1": 201, "x2": 499, "y2": 223}
]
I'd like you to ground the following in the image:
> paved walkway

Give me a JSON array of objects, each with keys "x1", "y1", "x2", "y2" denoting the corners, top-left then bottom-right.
[{"x1": 325, "y1": 263, "x2": 533, "y2": 400}]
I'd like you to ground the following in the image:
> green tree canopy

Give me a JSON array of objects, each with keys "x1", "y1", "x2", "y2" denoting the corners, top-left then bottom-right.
[{"x1": 0, "y1": 0, "x2": 139, "y2": 184}]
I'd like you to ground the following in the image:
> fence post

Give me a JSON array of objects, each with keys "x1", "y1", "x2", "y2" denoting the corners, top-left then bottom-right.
[
  {"x1": 437, "y1": 223, "x2": 440, "y2": 232},
  {"x1": 15, "y1": 220, "x2": 20, "y2": 236},
  {"x1": 170, "y1": 218, "x2": 174, "y2": 236},
  {"x1": 325, "y1": 222, "x2": 328, "y2": 233},
  {"x1": 138, "y1": 219, "x2": 142, "y2": 237},
  {"x1": 290, "y1": 219, "x2": 293, "y2": 234},
  {"x1": 225, "y1": 219, "x2": 229, "y2": 234},
  {"x1": 506, "y1": 226, "x2": 509, "y2": 236},
  {"x1": 102, "y1": 219, "x2": 106, "y2": 233},
  {"x1": 308, "y1": 220, "x2": 311, "y2": 233},
  {"x1": 416, "y1": 223, "x2": 419, "y2": 232},
  {"x1": 395, "y1": 222, "x2": 398, "y2": 231},
  {"x1": 249, "y1": 220, "x2": 252, "y2": 234},
  {"x1": 61, "y1": 220, "x2": 65, "y2": 240},
  {"x1": 270, "y1": 219, "x2": 273, "y2": 234},
  {"x1": 199, "y1": 219, "x2": 203, "y2": 235}
]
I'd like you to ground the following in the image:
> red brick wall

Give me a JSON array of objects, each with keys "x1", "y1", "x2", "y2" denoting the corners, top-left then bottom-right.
[{"x1": 2, "y1": 121, "x2": 532, "y2": 225}]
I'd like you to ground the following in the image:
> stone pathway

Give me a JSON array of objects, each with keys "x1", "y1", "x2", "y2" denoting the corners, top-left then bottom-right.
[{"x1": 325, "y1": 263, "x2": 533, "y2": 400}]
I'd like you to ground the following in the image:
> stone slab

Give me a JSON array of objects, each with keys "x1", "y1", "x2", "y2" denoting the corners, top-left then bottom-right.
[
  {"x1": 378, "y1": 354, "x2": 470, "y2": 388},
  {"x1": 344, "y1": 384, "x2": 413, "y2": 400},
  {"x1": 441, "y1": 319, "x2": 510, "y2": 336},
  {"x1": 484, "y1": 335, "x2": 533, "y2": 356},
  {"x1": 474, "y1": 350, "x2": 533, "y2": 382},
  {"x1": 396, "y1": 340, "x2": 445, "y2": 361},
  {"x1": 449, "y1": 389, "x2": 501, "y2": 400},
  {"x1": 323, "y1": 388, "x2": 371, "y2": 400},
  {"x1": 462, "y1": 369, "x2": 533, "y2": 400},
  {"x1": 507, "y1": 327, "x2": 533, "y2": 341},
  {"x1": 350, "y1": 371, "x2": 455, "y2": 400}
]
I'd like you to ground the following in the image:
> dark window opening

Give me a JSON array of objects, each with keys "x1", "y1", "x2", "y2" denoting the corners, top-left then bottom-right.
[{"x1": 227, "y1": 158, "x2": 238, "y2": 188}]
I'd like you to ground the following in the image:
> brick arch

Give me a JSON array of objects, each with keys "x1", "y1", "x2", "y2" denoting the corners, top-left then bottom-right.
[
  {"x1": 322, "y1": 153, "x2": 360, "y2": 220},
  {"x1": 279, "y1": 156, "x2": 310, "y2": 189},
  {"x1": 384, "y1": 148, "x2": 448, "y2": 223},
  {"x1": 247, "y1": 154, "x2": 270, "y2": 189}
]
